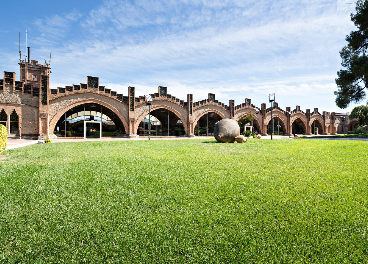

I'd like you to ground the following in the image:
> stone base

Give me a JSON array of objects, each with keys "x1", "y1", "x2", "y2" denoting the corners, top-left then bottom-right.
[
  {"x1": 7, "y1": 133, "x2": 20, "y2": 139},
  {"x1": 125, "y1": 134, "x2": 139, "y2": 138},
  {"x1": 38, "y1": 134, "x2": 58, "y2": 140}
]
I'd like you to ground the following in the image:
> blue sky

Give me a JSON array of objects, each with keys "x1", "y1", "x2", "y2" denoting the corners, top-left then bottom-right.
[{"x1": 0, "y1": 0, "x2": 361, "y2": 113}]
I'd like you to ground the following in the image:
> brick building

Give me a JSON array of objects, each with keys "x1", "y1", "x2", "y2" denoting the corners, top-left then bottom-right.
[{"x1": 0, "y1": 58, "x2": 357, "y2": 139}]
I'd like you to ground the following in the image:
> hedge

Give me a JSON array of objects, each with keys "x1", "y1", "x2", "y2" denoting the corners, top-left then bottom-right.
[{"x1": 0, "y1": 124, "x2": 7, "y2": 154}]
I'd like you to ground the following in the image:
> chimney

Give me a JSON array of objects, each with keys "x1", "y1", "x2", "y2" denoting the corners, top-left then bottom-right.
[{"x1": 27, "y1": 47, "x2": 30, "y2": 63}]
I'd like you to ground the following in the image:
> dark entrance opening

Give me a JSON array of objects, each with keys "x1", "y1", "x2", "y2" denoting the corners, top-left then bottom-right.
[
  {"x1": 267, "y1": 117, "x2": 285, "y2": 135},
  {"x1": 194, "y1": 112, "x2": 223, "y2": 136},
  {"x1": 292, "y1": 118, "x2": 306, "y2": 134},
  {"x1": 10, "y1": 110, "x2": 19, "y2": 134},
  {"x1": 311, "y1": 120, "x2": 323, "y2": 135},
  {"x1": 85, "y1": 122, "x2": 101, "y2": 138},
  {"x1": 137, "y1": 108, "x2": 185, "y2": 136}
]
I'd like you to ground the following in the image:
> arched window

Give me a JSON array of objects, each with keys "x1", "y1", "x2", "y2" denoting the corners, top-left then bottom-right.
[
  {"x1": 10, "y1": 110, "x2": 19, "y2": 134},
  {"x1": 137, "y1": 108, "x2": 185, "y2": 137},
  {"x1": 0, "y1": 109, "x2": 7, "y2": 127},
  {"x1": 54, "y1": 103, "x2": 125, "y2": 138}
]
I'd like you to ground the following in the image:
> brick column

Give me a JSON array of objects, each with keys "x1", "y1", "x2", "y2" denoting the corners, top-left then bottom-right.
[
  {"x1": 229, "y1": 100, "x2": 235, "y2": 120},
  {"x1": 18, "y1": 114, "x2": 22, "y2": 139},
  {"x1": 331, "y1": 112, "x2": 336, "y2": 135},
  {"x1": 6, "y1": 111, "x2": 10, "y2": 134},
  {"x1": 306, "y1": 109, "x2": 311, "y2": 135},
  {"x1": 127, "y1": 86, "x2": 138, "y2": 137},
  {"x1": 261, "y1": 103, "x2": 267, "y2": 135},
  {"x1": 187, "y1": 94, "x2": 194, "y2": 136},
  {"x1": 286, "y1": 107, "x2": 291, "y2": 135}
]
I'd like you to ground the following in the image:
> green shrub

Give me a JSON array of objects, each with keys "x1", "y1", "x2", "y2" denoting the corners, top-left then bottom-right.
[
  {"x1": 44, "y1": 137, "x2": 52, "y2": 143},
  {"x1": 66, "y1": 131, "x2": 72, "y2": 137},
  {"x1": 347, "y1": 131, "x2": 354, "y2": 135},
  {"x1": 0, "y1": 124, "x2": 7, "y2": 154},
  {"x1": 243, "y1": 130, "x2": 252, "y2": 137},
  {"x1": 356, "y1": 126, "x2": 362, "y2": 134}
]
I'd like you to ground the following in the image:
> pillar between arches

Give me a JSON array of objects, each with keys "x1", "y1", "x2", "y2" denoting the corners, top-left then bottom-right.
[
  {"x1": 6, "y1": 111, "x2": 10, "y2": 135},
  {"x1": 188, "y1": 121, "x2": 195, "y2": 137},
  {"x1": 18, "y1": 115, "x2": 22, "y2": 139}
]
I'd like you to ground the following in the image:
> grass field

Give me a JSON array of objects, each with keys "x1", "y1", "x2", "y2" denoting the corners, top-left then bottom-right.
[{"x1": 1, "y1": 138, "x2": 368, "y2": 263}]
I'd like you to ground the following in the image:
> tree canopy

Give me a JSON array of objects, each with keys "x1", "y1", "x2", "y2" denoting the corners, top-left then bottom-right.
[
  {"x1": 335, "y1": 0, "x2": 368, "y2": 109},
  {"x1": 349, "y1": 103, "x2": 368, "y2": 125},
  {"x1": 238, "y1": 113, "x2": 256, "y2": 127}
]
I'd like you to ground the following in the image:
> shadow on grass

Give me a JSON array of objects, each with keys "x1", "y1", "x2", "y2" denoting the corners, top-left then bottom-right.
[{"x1": 200, "y1": 140, "x2": 219, "y2": 144}]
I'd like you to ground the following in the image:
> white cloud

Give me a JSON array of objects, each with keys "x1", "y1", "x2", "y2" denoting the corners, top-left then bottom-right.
[{"x1": 0, "y1": 0, "x2": 362, "y2": 113}]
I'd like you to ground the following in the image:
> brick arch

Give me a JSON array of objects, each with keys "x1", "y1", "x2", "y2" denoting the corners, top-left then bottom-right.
[
  {"x1": 309, "y1": 116, "x2": 324, "y2": 134},
  {"x1": 135, "y1": 105, "x2": 188, "y2": 135},
  {"x1": 264, "y1": 110, "x2": 288, "y2": 125},
  {"x1": 264, "y1": 114, "x2": 288, "y2": 131},
  {"x1": 290, "y1": 116, "x2": 308, "y2": 133},
  {"x1": 348, "y1": 120, "x2": 359, "y2": 131},
  {"x1": 193, "y1": 109, "x2": 226, "y2": 128},
  {"x1": 49, "y1": 98, "x2": 129, "y2": 135},
  {"x1": 192, "y1": 105, "x2": 230, "y2": 123},
  {"x1": 236, "y1": 111, "x2": 262, "y2": 130}
]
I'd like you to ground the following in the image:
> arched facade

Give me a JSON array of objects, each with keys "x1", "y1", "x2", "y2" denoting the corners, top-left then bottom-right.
[
  {"x1": 193, "y1": 107, "x2": 226, "y2": 128},
  {"x1": 0, "y1": 59, "x2": 357, "y2": 138},
  {"x1": 309, "y1": 116, "x2": 324, "y2": 135},
  {"x1": 49, "y1": 98, "x2": 129, "y2": 135},
  {"x1": 134, "y1": 103, "x2": 188, "y2": 135}
]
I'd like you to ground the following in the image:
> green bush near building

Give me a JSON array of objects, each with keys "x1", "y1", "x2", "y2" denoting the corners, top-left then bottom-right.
[
  {"x1": 1, "y1": 139, "x2": 368, "y2": 262},
  {"x1": 0, "y1": 124, "x2": 7, "y2": 154}
]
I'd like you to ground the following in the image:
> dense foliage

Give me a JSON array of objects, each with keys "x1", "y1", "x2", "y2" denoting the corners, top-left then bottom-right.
[
  {"x1": 349, "y1": 103, "x2": 368, "y2": 125},
  {"x1": 0, "y1": 124, "x2": 7, "y2": 154},
  {"x1": 237, "y1": 112, "x2": 255, "y2": 127},
  {"x1": 335, "y1": 0, "x2": 368, "y2": 108}
]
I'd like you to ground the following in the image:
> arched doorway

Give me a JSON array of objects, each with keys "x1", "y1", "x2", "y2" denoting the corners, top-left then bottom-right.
[
  {"x1": 10, "y1": 110, "x2": 19, "y2": 134},
  {"x1": 137, "y1": 108, "x2": 185, "y2": 136},
  {"x1": 237, "y1": 113, "x2": 260, "y2": 134},
  {"x1": 267, "y1": 117, "x2": 285, "y2": 135},
  {"x1": 194, "y1": 112, "x2": 223, "y2": 136},
  {"x1": 350, "y1": 121, "x2": 359, "y2": 132},
  {"x1": 292, "y1": 118, "x2": 306, "y2": 134},
  {"x1": 53, "y1": 103, "x2": 126, "y2": 138},
  {"x1": 0, "y1": 109, "x2": 7, "y2": 127},
  {"x1": 310, "y1": 119, "x2": 323, "y2": 135}
]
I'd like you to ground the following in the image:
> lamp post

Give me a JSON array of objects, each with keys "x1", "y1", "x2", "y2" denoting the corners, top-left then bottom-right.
[
  {"x1": 146, "y1": 95, "x2": 152, "y2": 140},
  {"x1": 341, "y1": 116, "x2": 346, "y2": 135},
  {"x1": 269, "y1": 93, "x2": 275, "y2": 140}
]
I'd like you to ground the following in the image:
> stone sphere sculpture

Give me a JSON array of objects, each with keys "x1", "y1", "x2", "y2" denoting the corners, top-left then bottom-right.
[
  {"x1": 362, "y1": 125, "x2": 368, "y2": 134},
  {"x1": 214, "y1": 119, "x2": 240, "y2": 143}
]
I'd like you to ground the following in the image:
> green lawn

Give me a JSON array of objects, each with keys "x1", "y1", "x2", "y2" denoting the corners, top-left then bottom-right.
[{"x1": 1, "y1": 138, "x2": 367, "y2": 263}]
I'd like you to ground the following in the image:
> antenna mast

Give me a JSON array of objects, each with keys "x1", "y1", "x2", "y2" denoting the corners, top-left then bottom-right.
[
  {"x1": 49, "y1": 44, "x2": 52, "y2": 65},
  {"x1": 19, "y1": 32, "x2": 22, "y2": 62},
  {"x1": 25, "y1": 29, "x2": 28, "y2": 62}
]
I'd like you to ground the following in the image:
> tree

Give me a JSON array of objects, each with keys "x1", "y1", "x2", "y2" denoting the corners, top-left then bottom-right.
[
  {"x1": 238, "y1": 113, "x2": 255, "y2": 127},
  {"x1": 335, "y1": 0, "x2": 368, "y2": 109},
  {"x1": 349, "y1": 103, "x2": 368, "y2": 125}
]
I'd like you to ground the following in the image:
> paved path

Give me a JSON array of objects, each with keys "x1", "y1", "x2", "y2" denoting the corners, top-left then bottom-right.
[
  {"x1": 6, "y1": 139, "x2": 39, "y2": 150},
  {"x1": 5, "y1": 136, "x2": 214, "y2": 150},
  {"x1": 5, "y1": 135, "x2": 368, "y2": 151}
]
